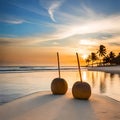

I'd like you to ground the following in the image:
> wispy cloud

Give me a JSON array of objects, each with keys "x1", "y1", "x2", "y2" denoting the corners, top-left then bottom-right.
[
  {"x1": 9, "y1": 0, "x2": 62, "y2": 23},
  {"x1": 0, "y1": 13, "x2": 26, "y2": 24},
  {"x1": 48, "y1": 1, "x2": 62, "y2": 22},
  {"x1": 47, "y1": 5, "x2": 120, "y2": 40},
  {"x1": 0, "y1": 34, "x2": 17, "y2": 38},
  {"x1": 0, "y1": 13, "x2": 44, "y2": 25},
  {"x1": 0, "y1": 18, "x2": 25, "y2": 24},
  {"x1": 1, "y1": 4, "x2": 120, "y2": 55}
]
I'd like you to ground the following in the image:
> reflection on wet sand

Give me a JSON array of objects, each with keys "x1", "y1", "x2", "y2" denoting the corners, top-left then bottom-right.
[
  {"x1": 80, "y1": 70, "x2": 120, "y2": 101},
  {"x1": 75, "y1": 70, "x2": 119, "y2": 95},
  {"x1": 91, "y1": 72, "x2": 95, "y2": 87},
  {"x1": 110, "y1": 73, "x2": 115, "y2": 85},
  {"x1": 0, "y1": 70, "x2": 120, "y2": 104},
  {"x1": 100, "y1": 72, "x2": 106, "y2": 93}
]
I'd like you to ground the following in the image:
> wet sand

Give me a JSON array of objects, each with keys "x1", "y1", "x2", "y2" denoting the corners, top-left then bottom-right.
[{"x1": 0, "y1": 91, "x2": 120, "y2": 120}]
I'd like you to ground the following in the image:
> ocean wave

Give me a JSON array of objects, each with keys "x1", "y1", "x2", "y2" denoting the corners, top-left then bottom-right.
[{"x1": 0, "y1": 66, "x2": 84, "y2": 73}]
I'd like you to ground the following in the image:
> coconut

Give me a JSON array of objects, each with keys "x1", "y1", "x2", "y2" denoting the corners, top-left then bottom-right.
[
  {"x1": 51, "y1": 52, "x2": 68, "y2": 95},
  {"x1": 72, "y1": 81, "x2": 91, "y2": 99},
  {"x1": 72, "y1": 53, "x2": 91, "y2": 100},
  {"x1": 51, "y1": 78, "x2": 68, "y2": 95}
]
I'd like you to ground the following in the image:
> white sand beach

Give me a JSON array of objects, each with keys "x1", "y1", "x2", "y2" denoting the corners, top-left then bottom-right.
[
  {"x1": 87, "y1": 66, "x2": 120, "y2": 74},
  {"x1": 0, "y1": 91, "x2": 120, "y2": 120}
]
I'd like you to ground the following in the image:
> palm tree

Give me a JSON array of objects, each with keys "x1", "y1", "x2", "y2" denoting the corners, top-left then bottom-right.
[
  {"x1": 109, "y1": 51, "x2": 115, "y2": 65},
  {"x1": 97, "y1": 45, "x2": 106, "y2": 66},
  {"x1": 103, "y1": 55, "x2": 110, "y2": 65},
  {"x1": 91, "y1": 52, "x2": 98, "y2": 67},
  {"x1": 114, "y1": 53, "x2": 120, "y2": 65},
  {"x1": 85, "y1": 55, "x2": 91, "y2": 66}
]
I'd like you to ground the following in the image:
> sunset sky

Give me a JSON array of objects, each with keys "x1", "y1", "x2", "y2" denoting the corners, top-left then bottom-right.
[{"x1": 0, "y1": 0, "x2": 120, "y2": 66}]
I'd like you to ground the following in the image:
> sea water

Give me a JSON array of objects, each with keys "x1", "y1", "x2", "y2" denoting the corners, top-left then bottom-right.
[{"x1": 0, "y1": 66, "x2": 120, "y2": 105}]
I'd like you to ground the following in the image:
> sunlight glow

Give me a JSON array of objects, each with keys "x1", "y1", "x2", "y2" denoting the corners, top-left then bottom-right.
[
  {"x1": 1, "y1": 1, "x2": 120, "y2": 66},
  {"x1": 82, "y1": 54, "x2": 88, "y2": 60},
  {"x1": 79, "y1": 39, "x2": 97, "y2": 45},
  {"x1": 82, "y1": 71, "x2": 87, "y2": 81}
]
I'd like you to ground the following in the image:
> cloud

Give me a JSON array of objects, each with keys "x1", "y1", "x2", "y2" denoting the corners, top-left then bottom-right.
[
  {"x1": 48, "y1": 1, "x2": 62, "y2": 22},
  {"x1": 1, "y1": 4, "x2": 120, "y2": 54},
  {"x1": 48, "y1": 9, "x2": 120, "y2": 41},
  {"x1": 110, "y1": 43, "x2": 120, "y2": 46},
  {"x1": 10, "y1": 0, "x2": 63, "y2": 23},
  {"x1": 0, "y1": 19, "x2": 25, "y2": 24},
  {"x1": 0, "y1": 34, "x2": 17, "y2": 38},
  {"x1": 0, "y1": 13, "x2": 44, "y2": 25},
  {"x1": 0, "y1": 14, "x2": 26, "y2": 24},
  {"x1": 0, "y1": 39, "x2": 12, "y2": 45}
]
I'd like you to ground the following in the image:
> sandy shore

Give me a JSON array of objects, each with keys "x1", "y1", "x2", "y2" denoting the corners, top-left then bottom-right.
[
  {"x1": 87, "y1": 66, "x2": 120, "y2": 74},
  {"x1": 0, "y1": 90, "x2": 120, "y2": 120}
]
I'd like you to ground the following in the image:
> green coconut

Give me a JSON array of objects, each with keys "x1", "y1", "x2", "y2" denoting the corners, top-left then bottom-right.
[
  {"x1": 51, "y1": 78, "x2": 68, "y2": 95},
  {"x1": 72, "y1": 81, "x2": 91, "y2": 100}
]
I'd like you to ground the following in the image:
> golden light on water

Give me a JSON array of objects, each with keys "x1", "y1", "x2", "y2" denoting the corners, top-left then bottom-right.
[{"x1": 82, "y1": 71, "x2": 87, "y2": 81}]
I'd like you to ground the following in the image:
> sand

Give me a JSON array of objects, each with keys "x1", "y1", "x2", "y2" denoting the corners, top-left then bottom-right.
[
  {"x1": 87, "y1": 66, "x2": 120, "y2": 74},
  {"x1": 0, "y1": 90, "x2": 120, "y2": 120}
]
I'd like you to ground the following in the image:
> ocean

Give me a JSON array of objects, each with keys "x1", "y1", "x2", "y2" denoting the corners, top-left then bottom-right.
[{"x1": 0, "y1": 66, "x2": 120, "y2": 105}]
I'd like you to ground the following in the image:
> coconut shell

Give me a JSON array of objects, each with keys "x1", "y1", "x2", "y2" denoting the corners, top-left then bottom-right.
[
  {"x1": 72, "y1": 81, "x2": 91, "y2": 100},
  {"x1": 51, "y1": 78, "x2": 68, "y2": 95}
]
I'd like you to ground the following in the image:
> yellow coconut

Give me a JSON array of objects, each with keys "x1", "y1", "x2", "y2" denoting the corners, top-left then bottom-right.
[
  {"x1": 72, "y1": 81, "x2": 91, "y2": 100},
  {"x1": 51, "y1": 78, "x2": 68, "y2": 95}
]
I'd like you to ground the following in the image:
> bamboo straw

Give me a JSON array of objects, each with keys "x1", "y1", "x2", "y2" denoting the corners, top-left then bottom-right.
[
  {"x1": 57, "y1": 52, "x2": 61, "y2": 78},
  {"x1": 76, "y1": 53, "x2": 83, "y2": 82}
]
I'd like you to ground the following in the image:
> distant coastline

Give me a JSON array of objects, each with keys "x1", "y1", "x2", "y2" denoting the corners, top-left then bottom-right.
[
  {"x1": 0, "y1": 66, "x2": 79, "y2": 73},
  {"x1": 0, "y1": 65, "x2": 120, "y2": 74},
  {"x1": 87, "y1": 65, "x2": 120, "y2": 74}
]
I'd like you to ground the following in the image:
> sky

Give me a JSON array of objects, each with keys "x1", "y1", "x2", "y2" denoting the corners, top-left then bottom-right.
[{"x1": 0, "y1": 0, "x2": 120, "y2": 66}]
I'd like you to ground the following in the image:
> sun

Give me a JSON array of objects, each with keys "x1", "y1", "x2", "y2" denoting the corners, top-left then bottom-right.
[{"x1": 82, "y1": 54, "x2": 88, "y2": 60}]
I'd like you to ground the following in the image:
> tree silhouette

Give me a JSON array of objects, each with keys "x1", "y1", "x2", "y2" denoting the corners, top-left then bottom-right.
[
  {"x1": 113, "y1": 53, "x2": 120, "y2": 65},
  {"x1": 109, "y1": 51, "x2": 116, "y2": 65},
  {"x1": 91, "y1": 52, "x2": 98, "y2": 67},
  {"x1": 85, "y1": 55, "x2": 91, "y2": 66},
  {"x1": 97, "y1": 45, "x2": 106, "y2": 65},
  {"x1": 103, "y1": 55, "x2": 110, "y2": 65},
  {"x1": 86, "y1": 45, "x2": 119, "y2": 67}
]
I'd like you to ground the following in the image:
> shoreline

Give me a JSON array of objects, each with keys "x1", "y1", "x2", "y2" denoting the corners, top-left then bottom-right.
[
  {"x1": 0, "y1": 91, "x2": 120, "y2": 120},
  {"x1": 87, "y1": 65, "x2": 120, "y2": 74}
]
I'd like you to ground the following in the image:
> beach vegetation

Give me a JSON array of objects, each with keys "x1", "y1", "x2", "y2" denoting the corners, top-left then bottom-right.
[
  {"x1": 103, "y1": 55, "x2": 110, "y2": 65},
  {"x1": 109, "y1": 51, "x2": 116, "y2": 65},
  {"x1": 90, "y1": 52, "x2": 98, "y2": 67},
  {"x1": 97, "y1": 45, "x2": 106, "y2": 65},
  {"x1": 85, "y1": 45, "x2": 120, "y2": 66},
  {"x1": 112, "y1": 53, "x2": 120, "y2": 65},
  {"x1": 85, "y1": 55, "x2": 91, "y2": 66}
]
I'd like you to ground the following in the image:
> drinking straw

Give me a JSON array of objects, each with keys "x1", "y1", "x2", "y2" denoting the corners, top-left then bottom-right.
[
  {"x1": 57, "y1": 52, "x2": 61, "y2": 78},
  {"x1": 76, "y1": 53, "x2": 83, "y2": 82}
]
